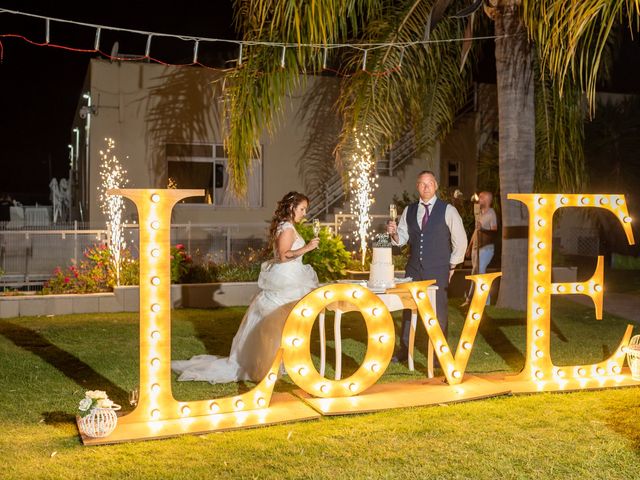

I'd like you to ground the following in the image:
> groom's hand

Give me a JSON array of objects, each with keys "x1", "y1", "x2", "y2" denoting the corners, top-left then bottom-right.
[{"x1": 387, "y1": 220, "x2": 397, "y2": 236}]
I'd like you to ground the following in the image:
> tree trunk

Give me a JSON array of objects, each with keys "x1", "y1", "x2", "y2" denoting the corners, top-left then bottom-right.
[{"x1": 494, "y1": 1, "x2": 535, "y2": 310}]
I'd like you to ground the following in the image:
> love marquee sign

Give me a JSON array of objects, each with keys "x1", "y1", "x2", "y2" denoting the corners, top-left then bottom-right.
[{"x1": 78, "y1": 190, "x2": 639, "y2": 445}]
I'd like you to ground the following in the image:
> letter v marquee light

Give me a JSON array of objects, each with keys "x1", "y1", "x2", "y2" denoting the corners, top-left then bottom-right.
[{"x1": 402, "y1": 273, "x2": 502, "y2": 385}]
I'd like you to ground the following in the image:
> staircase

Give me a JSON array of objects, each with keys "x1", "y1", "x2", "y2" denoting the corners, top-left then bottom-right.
[{"x1": 307, "y1": 97, "x2": 474, "y2": 220}]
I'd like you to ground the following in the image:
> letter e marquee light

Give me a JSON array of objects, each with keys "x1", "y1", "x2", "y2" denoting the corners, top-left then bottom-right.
[{"x1": 506, "y1": 194, "x2": 635, "y2": 391}]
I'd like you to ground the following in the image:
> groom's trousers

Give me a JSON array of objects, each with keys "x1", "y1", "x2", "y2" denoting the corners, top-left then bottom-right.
[{"x1": 398, "y1": 264, "x2": 449, "y2": 362}]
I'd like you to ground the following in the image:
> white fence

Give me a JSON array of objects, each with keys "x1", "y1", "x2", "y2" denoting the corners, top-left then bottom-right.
[{"x1": 0, "y1": 222, "x2": 268, "y2": 288}]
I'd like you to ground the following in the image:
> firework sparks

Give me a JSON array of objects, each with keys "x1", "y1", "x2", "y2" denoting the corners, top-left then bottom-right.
[
  {"x1": 348, "y1": 131, "x2": 378, "y2": 267},
  {"x1": 98, "y1": 138, "x2": 129, "y2": 286}
]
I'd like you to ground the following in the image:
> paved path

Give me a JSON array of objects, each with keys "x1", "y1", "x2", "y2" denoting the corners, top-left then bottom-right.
[{"x1": 568, "y1": 292, "x2": 640, "y2": 323}]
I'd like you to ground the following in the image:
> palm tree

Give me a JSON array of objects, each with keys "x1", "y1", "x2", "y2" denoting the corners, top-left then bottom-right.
[{"x1": 222, "y1": 0, "x2": 639, "y2": 310}]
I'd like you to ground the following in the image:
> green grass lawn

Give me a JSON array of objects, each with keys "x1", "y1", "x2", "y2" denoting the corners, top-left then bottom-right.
[{"x1": 0, "y1": 298, "x2": 639, "y2": 479}]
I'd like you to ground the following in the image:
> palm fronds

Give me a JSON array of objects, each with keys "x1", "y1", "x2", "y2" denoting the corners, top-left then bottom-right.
[
  {"x1": 534, "y1": 57, "x2": 586, "y2": 193},
  {"x1": 522, "y1": 0, "x2": 640, "y2": 112},
  {"x1": 336, "y1": 0, "x2": 474, "y2": 164},
  {"x1": 223, "y1": 0, "x2": 385, "y2": 196}
]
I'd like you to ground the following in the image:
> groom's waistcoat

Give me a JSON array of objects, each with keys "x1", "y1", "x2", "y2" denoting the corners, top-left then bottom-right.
[{"x1": 406, "y1": 198, "x2": 451, "y2": 271}]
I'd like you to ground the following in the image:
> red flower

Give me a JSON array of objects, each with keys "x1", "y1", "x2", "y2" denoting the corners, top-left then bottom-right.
[
  {"x1": 175, "y1": 244, "x2": 184, "y2": 250},
  {"x1": 64, "y1": 277, "x2": 70, "y2": 284}
]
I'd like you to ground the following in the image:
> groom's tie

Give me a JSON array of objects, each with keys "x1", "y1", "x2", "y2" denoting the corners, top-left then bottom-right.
[{"x1": 421, "y1": 202, "x2": 430, "y2": 229}]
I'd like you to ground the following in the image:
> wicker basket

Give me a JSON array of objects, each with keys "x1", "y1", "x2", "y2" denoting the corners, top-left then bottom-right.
[
  {"x1": 78, "y1": 404, "x2": 121, "y2": 438},
  {"x1": 627, "y1": 335, "x2": 640, "y2": 381}
]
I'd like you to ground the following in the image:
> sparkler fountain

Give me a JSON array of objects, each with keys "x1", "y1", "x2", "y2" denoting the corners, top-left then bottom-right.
[
  {"x1": 98, "y1": 138, "x2": 129, "y2": 286},
  {"x1": 348, "y1": 131, "x2": 378, "y2": 267}
]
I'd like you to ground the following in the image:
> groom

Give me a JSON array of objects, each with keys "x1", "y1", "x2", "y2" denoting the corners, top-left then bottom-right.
[{"x1": 387, "y1": 170, "x2": 467, "y2": 363}]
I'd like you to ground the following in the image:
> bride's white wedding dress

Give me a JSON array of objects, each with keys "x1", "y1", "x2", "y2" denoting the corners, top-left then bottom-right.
[{"x1": 171, "y1": 222, "x2": 319, "y2": 384}]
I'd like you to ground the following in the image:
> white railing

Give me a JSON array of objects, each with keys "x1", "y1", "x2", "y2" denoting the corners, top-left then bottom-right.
[{"x1": 0, "y1": 222, "x2": 269, "y2": 288}]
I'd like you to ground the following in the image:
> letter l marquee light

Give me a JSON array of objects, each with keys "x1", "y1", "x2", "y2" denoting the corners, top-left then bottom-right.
[{"x1": 77, "y1": 189, "x2": 320, "y2": 445}]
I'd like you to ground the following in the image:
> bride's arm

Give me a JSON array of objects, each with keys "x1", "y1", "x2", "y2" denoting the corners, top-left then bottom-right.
[{"x1": 276, "y1": 228, "x2": 316, "y2": 262}]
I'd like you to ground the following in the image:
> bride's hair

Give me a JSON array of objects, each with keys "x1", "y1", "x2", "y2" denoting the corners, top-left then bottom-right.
[{"x1": 267, "y1": 191, "x2": 309, "y2": 250}]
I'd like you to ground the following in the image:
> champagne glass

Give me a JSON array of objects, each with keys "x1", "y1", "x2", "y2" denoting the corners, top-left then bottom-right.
[
  {"x1": 389, "y1": 204, "x2": 397, "y2": 223},
  {"x1": 129, "y1": 387, "x2": 139, "y2": 407},
  {"x1": 388, "y1": 204, "x2": 397, "y2": 241},
  {"x1": 312, "y1": 219, "x2": 321, "y2": 237}
]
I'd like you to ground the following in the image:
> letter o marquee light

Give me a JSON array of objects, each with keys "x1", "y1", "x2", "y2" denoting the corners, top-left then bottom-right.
[{"x1": 282, "y1": 284, "x2": 395, "y2": 398}]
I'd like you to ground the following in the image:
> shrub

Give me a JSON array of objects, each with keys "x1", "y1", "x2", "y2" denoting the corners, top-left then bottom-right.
[
  {"x1": 215, "y1": 247, "x2": 266, "y2": 282},
  {"x1": 296, "y1": 222, "x2": 351, "y2": 282},
  {"x1": 180, "y1": 261, "x2": 218, "y2": 283},
  {"x1": 43, "y1": 244, "x2": 139, "y2": 294},
  {"x1": 170, "y1": 244, "x2": 192, "y2": 283}
]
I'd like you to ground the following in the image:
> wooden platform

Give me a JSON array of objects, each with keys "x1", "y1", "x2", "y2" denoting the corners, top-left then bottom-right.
[
  {"x1": 485, "y1": 368, "x2": 640, "y2": 394},
  {"x1": 78, "y1": 393, "x2": 321, "y2": 446},
  {"x1": 293, "y1": 375, "x2": 511, "y2": 415}
]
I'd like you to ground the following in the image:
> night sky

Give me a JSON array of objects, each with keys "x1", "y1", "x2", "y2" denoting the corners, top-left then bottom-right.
[
  {"x1": 0, "y1": 1, "x2": 237, "y2": 204},
  {"x1": 0, "y1": 2, "x2": 638, "y2": 205}
]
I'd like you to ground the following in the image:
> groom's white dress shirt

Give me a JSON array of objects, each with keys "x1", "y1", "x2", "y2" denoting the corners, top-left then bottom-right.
[{"x1": 392, "y1": 197, "x2": 467, "y2": 266}]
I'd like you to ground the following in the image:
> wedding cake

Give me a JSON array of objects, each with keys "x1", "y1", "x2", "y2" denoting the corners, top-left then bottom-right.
[{"x1": 368, "y1": 235, "x2": 395, "y2": 290}]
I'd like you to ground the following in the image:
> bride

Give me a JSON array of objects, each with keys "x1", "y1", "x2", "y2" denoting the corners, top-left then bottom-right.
[{"x1": 172, "y1": 191, "x2": 319, "y2": 384}]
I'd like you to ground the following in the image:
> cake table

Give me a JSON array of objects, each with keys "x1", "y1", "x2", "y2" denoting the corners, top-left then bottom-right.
[{"x1": 317, "y1": 284, "x2": 438, "y2": 379}]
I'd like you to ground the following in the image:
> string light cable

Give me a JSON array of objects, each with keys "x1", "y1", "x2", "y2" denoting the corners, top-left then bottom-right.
[{"x1": 0, "y1": 7, "x2": 508, "y2": 73}]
